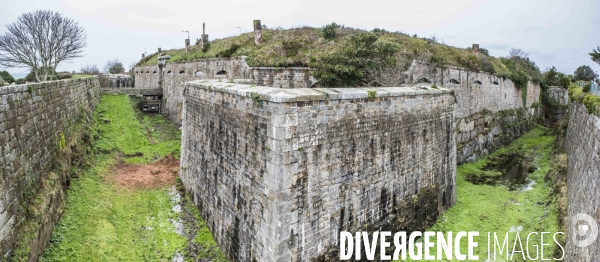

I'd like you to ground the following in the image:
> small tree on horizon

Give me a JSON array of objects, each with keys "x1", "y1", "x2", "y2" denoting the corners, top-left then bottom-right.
[
  {"x1": 0, "y1": 10, "x2": 86, "y2": 82},
  {"x1": 573, "y1": 65, "x2": 598, "y2": 82},
  {"x1": 104, "y1": 59, "x2": 124, "y2": 74},
  {"x1": 80, "y1": 63, "x2": 100, "y2": 74},
  {"x1": 0, "y1": 70, "x2": 15, "y2": 83},
  {"x1": 590, "y1": 47, "x2": 600, "y2": 67}
]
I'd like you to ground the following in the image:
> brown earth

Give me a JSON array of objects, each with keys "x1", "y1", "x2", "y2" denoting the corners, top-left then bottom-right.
[{"x1": 107, "y1": 154, "x2": 179, "y2": 189}]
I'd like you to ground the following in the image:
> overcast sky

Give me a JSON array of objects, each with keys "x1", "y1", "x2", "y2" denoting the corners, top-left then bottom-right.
[{"x1": 1, "y1": 0, "x2": 599, "y2": 77}]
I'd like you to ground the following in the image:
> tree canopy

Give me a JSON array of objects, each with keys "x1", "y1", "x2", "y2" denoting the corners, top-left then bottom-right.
[
  {"x1": 591, "y1": 47, "x2": 600, "y2": 67},
  {"x1": 0, "y1": 70, "x2": 15, "y2": 84},
  {"x1": 104, "y1": 59, "x2": 125, "y2": 74},
  {"x1": 574, "y1": 65, "x2": 598, "y2": 82},
  {"x1": 0, "y1": 10, "x2": 86, "y2": 82}
]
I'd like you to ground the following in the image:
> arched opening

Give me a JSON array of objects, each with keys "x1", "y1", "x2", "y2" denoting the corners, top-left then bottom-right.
[
  {"x1": 152, "y1": 71, "x2": 157, "y2": 74},
  {"x1": 492, "y1": 81, "x2": 499, "y2": 85},
  {"x1": 474, "y1": 80, "x2": 483, "y2": 85},
  {"x1": 216, "y1": 70, "x2": 227, "y2": 77},
  {"x1": 179, "y1": 70, "x2": 186, "y2": 75},
  {"x1": 167, "y1": 70, "x2": 172, "y2": 75},
  {"x1": 195, "y1": 71, "x2": 205, "y2": 76},
  {"x1": 135, "y1": 71, "x2": 138, "y2": 74},
  {"x1": 146, "y1": 71, "x2": 149, "y2": 73},
  {"x1": 449, "y1": 79, "x2": 460, "y2": 84},
  {"x1": 418, "y1": 78, "x2": 431, "y2": 84}
]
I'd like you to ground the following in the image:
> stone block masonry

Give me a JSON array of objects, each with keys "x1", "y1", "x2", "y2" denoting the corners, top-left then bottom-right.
[
  {"x1": 180, "y1": 81, "x2": 456, "y2": 261},
  {"x1": 0, "y1": 77, "x2": 101, "y2": 259},
  {"x1": 565, "y1": 102, "x2": 600, "y2": 261},
  {"x1": 407, "y1": 62, "x2": 542, "y2": 163},
  {"x1": 134, "y1": 57, "x2": 314, "y2": 124}
]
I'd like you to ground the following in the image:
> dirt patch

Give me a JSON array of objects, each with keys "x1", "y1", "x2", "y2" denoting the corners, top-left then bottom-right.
[{"x1": 108, "y1": 155, "x2": 179, "y2": 189}]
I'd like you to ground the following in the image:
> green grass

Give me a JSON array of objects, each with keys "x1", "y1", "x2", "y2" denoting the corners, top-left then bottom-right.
[
  {"x1": 182, "y1": 193, "x2": 228, "y2": 261},
  {"x1": 94, "y1": 95, "x2": 181, "y2": 164},
  {"x1": 42, "y1": 95, "x2": 224, "y2": 261},
  {"x1": 72, "y1": 74, "x2": 93, "y2": 79},
  {"x1": 402, "y1": 126, "x2": 560, "y2": 261}
]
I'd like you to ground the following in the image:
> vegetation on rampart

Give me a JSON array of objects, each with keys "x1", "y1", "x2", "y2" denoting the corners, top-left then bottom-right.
[
  {"x1": 568, "y1": 84, "x2": 600, "y2": 115},
  {"x1": 137, "y1": 24, "x2": 542, "y2": 87}
]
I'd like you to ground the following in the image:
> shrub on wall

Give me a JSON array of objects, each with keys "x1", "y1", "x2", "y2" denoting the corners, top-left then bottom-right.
[
  {"x1": 217, "y1": 43, "x2": 240, "y2": 58},
  {"x1": 569, "y1": 84, "x2": 600, "y2": 115},
  {"x1": 582, "y1": 83, "x2": 591, "y2": 93},
  {"x1": 311, "y1": 32, "x2": 400, "y2": 87},
  {"x1": 322, "y1": 23, "x2": 340, "y2": 40}
]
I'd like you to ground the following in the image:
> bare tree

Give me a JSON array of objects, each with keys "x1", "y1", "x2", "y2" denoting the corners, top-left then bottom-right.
[
  {"x1": 104, "y1": 59, "x2": 124, "y2": 74},
  {"x1": 508, "y1": 48, "x2": 528, "y2": 59},
  {"x1": 0, "y1": 10, "x2": 86, "y2": 82},
  {"x1": 128, "y1": 62, "x2": 138, "y2": 73},
  {"x1": 80, "y1": 63, "x2": 100, "y2": 74}
]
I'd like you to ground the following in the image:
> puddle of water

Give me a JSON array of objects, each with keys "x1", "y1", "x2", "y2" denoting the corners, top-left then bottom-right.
[
  {"x1": 509, "y1": 225, "x2": 523, "y2": 232},
  {"x1": 466, "y1": 151, "x2": 537, "y2": 191}
]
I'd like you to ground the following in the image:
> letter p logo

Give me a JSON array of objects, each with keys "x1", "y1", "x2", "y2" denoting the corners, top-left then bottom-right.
[{"x1": 572, "y1": 213, "x2": 598, "y2": 248}]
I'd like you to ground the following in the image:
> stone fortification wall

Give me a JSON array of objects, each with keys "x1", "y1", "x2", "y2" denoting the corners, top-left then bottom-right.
[
  {"x1": 565, "y1": 102, "x2": 600, "y2": 261},
  {"x1": 0, "y1": 77, "x2": 101, "y2": 259},
  {"x1": 407, "y1": 62, "x2": 541, "y2": 118},
  {"x1": 407, "y1": 62, "x2": 542, "y2": 163},
  {"x1": 134, "y1": 57, "x2": 313, "y2": 123},
  {"x1": 547, "y1": 86, "x2": 569, "y2": 105},
  {"x1": 179, "y1": 81, "x2": 456, "y2": 261},
  {"x1": 455, "y1": 108, "x2": 538, "y2": 163}
]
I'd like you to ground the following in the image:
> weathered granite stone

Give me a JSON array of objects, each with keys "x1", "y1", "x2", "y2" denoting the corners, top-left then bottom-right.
[
  {"x1": 566, "y1": 102, "x2": 600, "y2": 261},
  {"x1": 180, "y1": 81, "x2": 456, "y2": 261},
  {"x1": 0, "y1": 77, "x2": 101, "y2": 259},
  {"x1": 134, "y1": 58, "x2": 315, "y2": 123}
]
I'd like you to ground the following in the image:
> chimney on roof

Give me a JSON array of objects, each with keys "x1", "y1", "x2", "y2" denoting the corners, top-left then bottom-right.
[
  {"x1": 472, "y1": 44, "x2": 479, "y2": 57},
  {"x1": 254, "y1": 20, "x2": 262, "y2": 45},
  {"x1": 199, "y1": 22, "x2": 209, "y2": 49}
]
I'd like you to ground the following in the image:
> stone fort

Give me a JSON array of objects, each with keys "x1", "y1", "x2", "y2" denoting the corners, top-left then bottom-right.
[
  {"x1": 1, "y1": 18, "x2": 597, "y2": 261},
  {"x1": 132, "y1": 54, "x2": 544, "y2": 261},
  {"x1": 3, "y1": 51, "x2": 598, "y2": 261}
]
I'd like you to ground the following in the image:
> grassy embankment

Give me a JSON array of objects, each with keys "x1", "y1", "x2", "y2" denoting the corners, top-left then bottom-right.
[
  {"x1": 402, "y1": 126, "x2": 561, "y2": 261},
  {"x1": 41, "y1": 95, "x2": 226, "y2": 261},
  {"x1": 137, "y1": 26, "x2": 542, "y2": 88}
]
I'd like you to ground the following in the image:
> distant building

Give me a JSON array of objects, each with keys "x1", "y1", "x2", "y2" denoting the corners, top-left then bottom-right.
[{"x1": 578, "y1": 81, "x2": 600, "y2": 96}]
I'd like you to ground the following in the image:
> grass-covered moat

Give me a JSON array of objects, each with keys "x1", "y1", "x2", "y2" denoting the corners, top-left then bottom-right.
[
  {"x1": 403, "y1": 126, "x2": 563, "y2": 261},
  {"x1": 38, "y1": 95, "x2": 562, "y2": 261},
  {"x1": 41, "y1": 95, "x2": 227, "y2": 261}
]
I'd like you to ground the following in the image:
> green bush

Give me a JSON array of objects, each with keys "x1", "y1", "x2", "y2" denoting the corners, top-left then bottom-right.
[
  {"x1": 58, "y1": 73, "x2": 73, "y2": 80},
  {"x1": 367, "y1": 90, "x2": 377, "y2": 99},
  {"x1": 282, "y1": 40, "x2": 302, "y2": 57},
  {"x1": 583, "y1": 93, "x2": 600, "y2": 114},
  {"x1": 568, "y1": 84, "x2": 586, "y2": 103},
  {"x1": 0, "y1": 70, "x2": 15, "y2": 83},
  {"x1": 479, "y1": 56, "x2": 495, "y2": 74},
  {"x1": 311, "y1": 32, "x2": 400, "y2": 87},
  {"x1": 583, "y1": 83, "x2": 591, "y2": 93},
  {"x1": 217, "y1": 43, "x2": 240, "y2": 58},
  {"x1": 322, "y1": 23, "x2": 340, "y2": 40},
  {"x1": 560, "y1": 76, "x2": 571, "y2": 89},
  {"x1": 201, "y1": 42, "x2": 211, "y2": 52}
]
